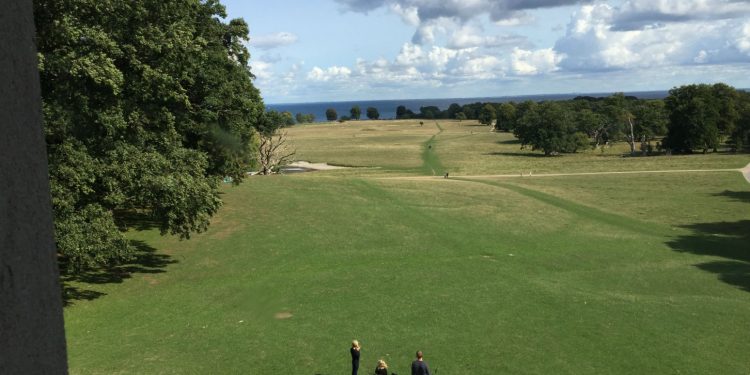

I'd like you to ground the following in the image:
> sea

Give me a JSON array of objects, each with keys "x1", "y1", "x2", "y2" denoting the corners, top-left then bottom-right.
[{"x1": 267, "y1": 90, "x2": 670, "y2": 123}]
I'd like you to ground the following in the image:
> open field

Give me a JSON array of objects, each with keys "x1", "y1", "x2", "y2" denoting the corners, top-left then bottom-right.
[{"x1": 64, "y1": 120, "x2": 750, "y2": 374}]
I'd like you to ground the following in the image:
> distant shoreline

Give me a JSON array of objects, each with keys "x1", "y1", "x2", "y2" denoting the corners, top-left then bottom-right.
[
  {"x1": 267, "y1": 90, "x2": 671, "y2": 122},
  {"x1": 267, "y1": 88, "x2": 749, "y2": 123},
  {"x1": 267, "y1": 89, "x2": 670, "y2": 106}
]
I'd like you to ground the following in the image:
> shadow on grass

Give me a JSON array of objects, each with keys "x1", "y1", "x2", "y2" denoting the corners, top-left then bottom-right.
[
  {"x1": 497, "y1": 138, "x2": 521, "y2": 145},
  {"x1": 62, "y1": 240, "x2": 176, "y2": 306},
  {"x1": 667, "y1": 219, "x2": 750, "y2": 292},
  {"x1": 715, "y1": 190, "x2": 750, "y2": 204},
  {"x1": 484, "y1": 151, "x2": 553, "y2": 158}
]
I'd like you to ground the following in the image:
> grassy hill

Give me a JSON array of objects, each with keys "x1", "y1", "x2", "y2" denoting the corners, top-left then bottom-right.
[{"x1": 64, "y1": 120, "x2": 750, "y2": 374}]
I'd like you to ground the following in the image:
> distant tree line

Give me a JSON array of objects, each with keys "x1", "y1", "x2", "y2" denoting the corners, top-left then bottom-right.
[
  {"x1": 392, "y1": 83, "x2": 750, "y2": 155},
  {"x1": 320, "y1": 105, "x2": 379, "y2": 122}
]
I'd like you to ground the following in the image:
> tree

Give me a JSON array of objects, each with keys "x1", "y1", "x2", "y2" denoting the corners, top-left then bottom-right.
[
  {"x1": 396, "y1": 105, "x2": 407, "y2": 119},
  {"x1": 455, "y1": 112, "x2": 467, "y2": 122},
  {"x1": 35, "y1": 0, "x2": 264, "y2": 274},
  {"x1": 712, "y1": 83, "x2": 740, "y2": 139},
  {"x1": 420, "y1": 106, "x2": 441, "y2": 119},
  {"x1": 604, "y1": 93, "x2": 637, "y2": 155},
  {"x1": 495, "y1": 103, "x2": 516, "y2": 131},
  {"x1": 350, "y1": 105, "x2": 361, "y2": 120},
  {"x1": 515, "y1": 102, "x2": 589, "y2": 155},
  {"x1": 478, "y1": 103, "x2": 496, "y2": 126},
  {"x1": 575, "y1": 108, "x2": 609, "y2": 148},
  {"x1": 731, "y1": 92, "x2": 750, "y2": 151},
  {"x1": 447, "y1": 103, "x2": 462, "y2": 119},
  {"x1": 367, "y1": 106, "x2": 380, "y2": 120},
  {"x1": 257, "y1": 130, "x2": 295, "y2": 175},
  {"x1": 663, "y1": 84, "x2": 722, "y2": 153},
  {"x1": 631, "y1": 100, "x2": 668, "y2": 154},
  {"x1": 326, "y1": 108, "x2": 338, "y2": 121},
  {"x1": 296, "y1": 113, "x2": 315, "y2": 123}
]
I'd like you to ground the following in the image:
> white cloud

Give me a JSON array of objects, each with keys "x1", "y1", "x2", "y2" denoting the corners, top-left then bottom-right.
[
  {"x1": 306, "y1": 66, "x2": 352, "y2": 81},
  {"x1": 737, "y1": 21, "x2": 750, "y2": 55},
  {"x1": 250, "y1": 32, "x2": 299, "y2": 50},
  {"x1": 251, "y1": 60, "x2": 273, "y2": 80},
  {"x1": 390, "y1": 3, "x2": 420, "y2": 26},
  {"x1": 450, "y1": 55, "x2": 505, "y2": 79},
  {"x1": 613, "y1": 0, "x2": 750, "y2": 31},
  {"x1": 336, "y1": 0, "x2": 583, "y2": 23},
  {"x1": 447, "y1": 24, "x2": 530, "y2": 49},
  {"x1": 554, "y1": 3, "x2": 750, "y2": 72},
  {"x1": 511, "y1": 48, "x2": 564, "y2": 75}
]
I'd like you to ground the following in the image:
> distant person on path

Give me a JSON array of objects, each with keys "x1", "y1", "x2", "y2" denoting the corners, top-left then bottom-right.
[
  {"x1": 375, "y1": 359, "x2": 389, "y2": 375},
  {"x1": 351, "y1": 340, "x2": 361, "y2": 375},
  {"x1": 411, "y1": 351, "x2": 431, "y2": 375}
]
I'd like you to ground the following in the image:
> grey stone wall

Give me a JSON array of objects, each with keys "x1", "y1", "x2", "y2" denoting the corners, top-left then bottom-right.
[{"x1": 0, "y1": 0, "x2": 69, "y2": 373}]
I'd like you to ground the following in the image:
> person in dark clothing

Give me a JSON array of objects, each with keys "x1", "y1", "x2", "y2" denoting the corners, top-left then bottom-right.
[
  {"x1": 375, "y1": 359, "x2": 389, "y2": 375},
  {"x1": 411, "y1": 350, "x2": 430, "y2": 375},
  {"x1": 351, "y1": 340, "x2": 361, "y2": 375}
]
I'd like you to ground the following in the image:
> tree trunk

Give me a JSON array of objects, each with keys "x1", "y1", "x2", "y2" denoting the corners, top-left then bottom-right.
[{"x1": 627, "y1": 115, "x2": 636, "y2": 155}]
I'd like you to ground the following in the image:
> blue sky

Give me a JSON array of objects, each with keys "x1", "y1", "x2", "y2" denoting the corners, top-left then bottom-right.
[{"x1": 223, "y1": 0, "x2": 750, "y2": 104}]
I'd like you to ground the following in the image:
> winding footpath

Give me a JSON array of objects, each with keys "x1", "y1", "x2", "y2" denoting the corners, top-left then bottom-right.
[{"x1": 382, "y1": 163, "x2": 750, "y2": 182}]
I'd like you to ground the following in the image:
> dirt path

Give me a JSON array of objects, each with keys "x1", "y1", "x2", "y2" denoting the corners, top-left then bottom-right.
[
  {"x1": 287, "y1": 161, "x2": 348, "y2": 170},
  {"x1": 742, "y1": 162, "x2": 750, "y2": 183},
  {"x1": 379, "y1": 167, "x2": 746, "y2": 181}
]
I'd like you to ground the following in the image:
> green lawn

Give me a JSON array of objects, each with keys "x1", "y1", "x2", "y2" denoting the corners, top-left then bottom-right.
[{"x1": 64, "y1": 120, "x2": 750, "y2": 374}]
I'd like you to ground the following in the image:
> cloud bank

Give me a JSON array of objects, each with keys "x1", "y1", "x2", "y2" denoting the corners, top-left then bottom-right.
[
  {"x1": 256, "y1": 0, "x2": 750, "y2": 102},
  {"x1": 250, "y1": 32, "x2": 299, "y2": 50}
]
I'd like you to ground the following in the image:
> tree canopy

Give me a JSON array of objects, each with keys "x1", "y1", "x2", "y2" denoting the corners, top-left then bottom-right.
[
  {"x1": 35, "y1": 0, "x2": 264, "y2": 274},
  {"x1": 478, "y1": 104, "x2": 496, "y2": 126},
  {"x1": 350, "y1": 105, "x2": 361, "y2": 120},
  {"x1": 367, "y1": 107, "x2": 380, "y2": 120},
  {"x1": 664, "y1": 84, "x2": 723, "y2": 153},
  {"x1": 514, "y1": 102, "x2": 588, "y2": 155},
  {"x1": 325, "y1": 108, "x2": 338, "y2": 121}
]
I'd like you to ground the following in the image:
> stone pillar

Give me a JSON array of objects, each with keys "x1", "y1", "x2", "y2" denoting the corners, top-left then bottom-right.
[{"x1": 0, "y1": 0, "x2": 69, "y2": 373}]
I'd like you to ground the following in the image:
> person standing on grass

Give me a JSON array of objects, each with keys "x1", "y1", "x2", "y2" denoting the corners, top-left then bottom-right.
[
  {"x1": 351, "y1": 340, "x2": 361, "y2": 375},
  {"x1": 375, "y1": 359, "x2": 389, "y2": 375},
  {"x1": 411, "y1": 350, "x2": 431, "y2": 375}
]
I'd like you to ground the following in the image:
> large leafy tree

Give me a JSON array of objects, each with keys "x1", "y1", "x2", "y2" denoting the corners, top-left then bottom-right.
[
  {"x1": 34, "y1": 0, "x2": 264, "y2": 274},
  {"x1": 495, "y1": 102, "x2": 516, "y2": 131},
  {"x1": 366, "y1": 107, "x2": 380, "y2": 120},
  {"x1": 732, "y1": 92, "x2": 750, "y2": 151},
  {"x1": 663, "y1": 84, "x2": 722, "y2": 153},
  {"x1": 350, "y1": 105, "x2": 361, "y2": 120},
  {"x1": 630, "y1": 100, "x2": 668, "y2": 153},
  {"x1": 514, "y1": 102, "x2": 589, "y2": 156},
  {"x1": 325, "y1": 108, "x2": 338, "y2": 121},
  {"x1": 478, "y1": 103, "x2": 496, "y2": 126}
]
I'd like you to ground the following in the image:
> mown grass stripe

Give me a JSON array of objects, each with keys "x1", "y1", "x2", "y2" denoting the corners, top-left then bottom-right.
[{"x1": 459, "y1": 178, "x2": 669, "y2": 237}]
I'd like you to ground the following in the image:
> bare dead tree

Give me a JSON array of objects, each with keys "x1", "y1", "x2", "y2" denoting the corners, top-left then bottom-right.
[{"x1": 258, "y1": 131, "x2": 296, "y2": 175}]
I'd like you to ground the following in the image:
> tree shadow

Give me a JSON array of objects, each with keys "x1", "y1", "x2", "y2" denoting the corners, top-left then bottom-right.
[
  {"x1": 61, "y1": 240, "x2": 176, "y2": 306},
  {"x1": 484, "y1": 151, "x2": 555, "y2": 158},
  {"x1": 715, "y1": 190, "x2": 750, "y2": 204},
  {"x1": 497, "y1": 139, "x2": 521, "y2": 145},
  {"x1": 667, "y1": 219, "x2": 750, "y2": 292}
]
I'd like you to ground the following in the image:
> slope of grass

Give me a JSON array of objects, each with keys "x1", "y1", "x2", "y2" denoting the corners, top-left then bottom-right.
[{"x1": 63, "y1": 120, "x2": 750, "y2": 374}]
